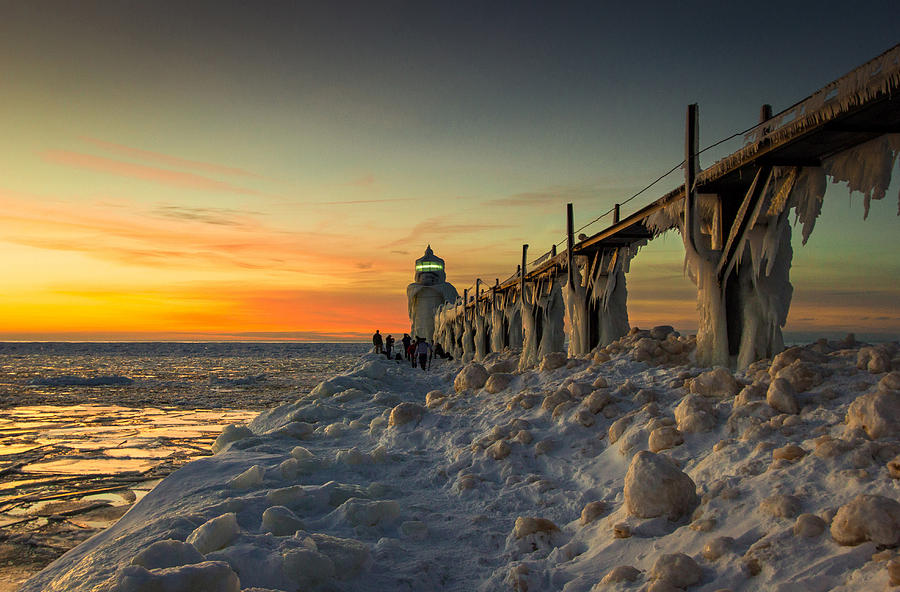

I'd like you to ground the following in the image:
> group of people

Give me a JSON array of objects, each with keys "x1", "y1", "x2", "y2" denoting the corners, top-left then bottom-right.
[{"x1": 371, "y1": 330, "x2": 453, "y2": 372}]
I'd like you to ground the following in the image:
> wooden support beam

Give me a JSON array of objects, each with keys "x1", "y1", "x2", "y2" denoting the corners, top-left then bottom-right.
[
  {"x1": 566, "y1": 204, "x2": 575, "y2": 289},
  {"x1": 716, "y1": 166, "x2": 773, "y2": 282},
  {"x1": 613, "y1": 203, "x2": 620, "y2": 224}
]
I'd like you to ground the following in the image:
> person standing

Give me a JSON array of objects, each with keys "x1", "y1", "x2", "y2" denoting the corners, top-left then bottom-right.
[
  {"x1": 401, "y1": 334, "x2": 412, "y2": 361},
  {"x1": 372, "y1": 330, "x2": 383, "y2": 354},
  {"x1": 414, "y1": 338, "x2": 432, "y2": 372},
  {"x1": 385, "y1": 334, "x2": 395, "y2": 357}
]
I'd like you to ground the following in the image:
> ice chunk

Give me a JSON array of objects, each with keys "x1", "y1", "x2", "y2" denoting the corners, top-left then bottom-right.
[
  {"x1": 261, "y1": 505, "x2": 304, "y2": 536},
  {"x1": 108, "y1": 561, "x2": 239, "y2": 592},
  {"x1": 211, "y1": 424, "x2": 253, "y2": 454},
  {"x1": 281, "y1": 548, "x2": 335, "y2": 588},
  {"x1": 186, "y1": 513, "x2": 239, "y2": 554},
  {"x1": 306, "y1": 533, "x2": 372, "y2": 578},
  {"x1": 336, "y1": 498, "x2": 401, "y2": 528},
  {"x1": 227, "y1": 464, "x2": 264, "y2": 490},
  {"x1": 266, "y1": 485, "x2": 305, "y2": 507},
  {"x1": 130, "y1": 540, "x2": 204, "y2": 570}
]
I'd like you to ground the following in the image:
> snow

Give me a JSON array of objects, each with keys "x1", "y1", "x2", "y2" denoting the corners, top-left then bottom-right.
[{"x1": 21, "y1": 333, "x2": 900, "y2": 592}]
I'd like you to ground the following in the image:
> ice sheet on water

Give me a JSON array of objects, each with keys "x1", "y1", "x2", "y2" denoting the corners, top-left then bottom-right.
[{"x1": 31, "y1": 375, "x2": 134, "y2": 387}]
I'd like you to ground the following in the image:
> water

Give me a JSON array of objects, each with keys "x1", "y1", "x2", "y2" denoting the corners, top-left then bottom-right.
[{"x1": 0, "y1": 342, "x2": 368, "y2": 590}]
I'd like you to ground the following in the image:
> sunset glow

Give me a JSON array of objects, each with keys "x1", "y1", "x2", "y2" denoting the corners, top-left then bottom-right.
[{"x1": 1, "y1": 2, "x2": 898, "y2": 341}]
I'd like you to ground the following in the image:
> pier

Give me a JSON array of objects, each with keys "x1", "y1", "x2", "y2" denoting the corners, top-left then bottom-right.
[{"x1": 434, "y1": 44, "x2": 900, "y2": 370}]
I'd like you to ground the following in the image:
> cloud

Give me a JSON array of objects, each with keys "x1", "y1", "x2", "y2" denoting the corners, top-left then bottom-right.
[
  {"x1": 387, "y1": 217, "x2": 509, "y2": 247},
  {"x1": 79, "y1": 137, "x2": 261, "y2": 178},
  {"x1": 314, "y1": 198, "x2": 415, "y2": 205},
  {"x1": 152, "y1": 205, "x2": 262, "y2": 227},
  {"x1": 41, "y1": 150, "x2": 265, "y2": 196},
  {"x1": 346, "y1": 173, "x2": 376, "y2": 187},
  {"x1": 486, "y1": 182, "x2": 630, "y2": 209},
  {"x1": 355, "y1": 262, "x2": 373, "y2": 269}
]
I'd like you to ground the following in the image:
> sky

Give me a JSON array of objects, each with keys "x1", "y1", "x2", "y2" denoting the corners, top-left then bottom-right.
[{"x1": 0, "y1": 1, "x2": 898, "y2": 341}]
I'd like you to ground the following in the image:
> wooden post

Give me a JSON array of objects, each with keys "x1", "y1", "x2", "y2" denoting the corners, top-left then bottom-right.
[
  {"x1": 613, "y1": 203, "x2": 620, "y2": 224},
  {"x1": 520, "y1": 244, "x2": 528, "y2": 305},
  {"x1": 566, "y1": 203, "x2": 575, "y2": 289},
  {"x1": 683, "y1": 103, "x2": 701, "y2": 254},
  {"x1": 759, "y1": 104, "x2": 773, "y2": 138},
  {"x1": 463, "y1": 288, "x2": 468, "y2": 322},
  {"x1": 551, "y1": 244, "x2": 557, "y2": 257},
  {"x1": 475, "y1": 279, "x2": 481, "y2": 319}
]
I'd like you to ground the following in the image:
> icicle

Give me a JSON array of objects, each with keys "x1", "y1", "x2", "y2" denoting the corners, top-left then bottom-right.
[
  {"x1": 538, "y1": 278, "x2": 566, "y2": 357},
  {"x1": 518, "y1": 284, "x2": 538, "y2": 371},
  {"x1": 490, "y1": 296, "x2": 505, "y2": 352},
  {"x1": 474, "y1": 306, "x2": 487, "y2": 361},
  {"x1": 563, "y1": 257, "x2": 590, "y2": 356},
  {"x1": 823, "y1": 133, "x2": 900, "y2": 218}
]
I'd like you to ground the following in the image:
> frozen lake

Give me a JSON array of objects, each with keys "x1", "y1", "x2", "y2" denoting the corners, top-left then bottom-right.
[{"x1": 0, "y1": 342, "x2": 367, "y2": 590}]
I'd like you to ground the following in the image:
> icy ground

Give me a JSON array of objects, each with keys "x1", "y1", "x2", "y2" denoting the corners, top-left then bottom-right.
[{"x1": 21, "y1": 330, "x2": 900, "y2": 591}]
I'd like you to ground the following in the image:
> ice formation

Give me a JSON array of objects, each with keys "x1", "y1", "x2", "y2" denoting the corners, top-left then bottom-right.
[{"x1": 23, "y1": 331, "x2": 900, "y2": 592}]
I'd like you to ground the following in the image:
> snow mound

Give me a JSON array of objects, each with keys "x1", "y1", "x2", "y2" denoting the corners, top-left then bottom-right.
[{"x1": 22, "y1": 336, "x2": 900, "y2": 592}]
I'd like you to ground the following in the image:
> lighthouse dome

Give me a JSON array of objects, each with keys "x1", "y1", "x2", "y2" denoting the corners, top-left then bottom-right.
[{"x1": 414, "y1": 245, "x2": 446, "y2": 285}]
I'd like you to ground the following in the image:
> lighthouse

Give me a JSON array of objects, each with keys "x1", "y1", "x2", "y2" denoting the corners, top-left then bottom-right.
[{"x1": 406, "y1": 245, "x2": 458, "y2": 341}]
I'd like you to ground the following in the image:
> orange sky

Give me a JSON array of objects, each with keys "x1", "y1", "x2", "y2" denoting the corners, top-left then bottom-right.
[{"x1": 0, "y1": 4, "x2": 897, "y2": 341}]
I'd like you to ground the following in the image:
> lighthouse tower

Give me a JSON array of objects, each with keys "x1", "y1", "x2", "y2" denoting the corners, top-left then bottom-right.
[{"x1": 406, "y1": 245, "x2": 458, "y2": 341}]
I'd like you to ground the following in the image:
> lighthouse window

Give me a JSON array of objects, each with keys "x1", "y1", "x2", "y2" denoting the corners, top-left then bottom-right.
[{"x1": 416, "y1": 262, "x2": 443, "y2": 272}]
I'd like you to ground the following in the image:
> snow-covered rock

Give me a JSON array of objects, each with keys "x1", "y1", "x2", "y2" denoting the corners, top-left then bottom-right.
[
  {"x1": 539, "y1": 352, "x2": 567, "y2": 372},
  {"x1": 484, "y1": 373, "x2": 515, "y2": 393},
  {"x1": 766, "y1": 377, "x2": 799, "y2": 414},
  {"x1": 689, "y1": 367, "x2": 739, "y2": 398},
  {"x1": 845, "y1": 389, "x2": 900, "y2": 439},
  {"x1": 454, "y1": 363, "x2": 489, "y2": 391},
  {"x1": 649, "y1": 553, "x2": 701, "y2": 588},
  {"x1": 648, "y1": 426, "x2": 683, "y2": 452},
  {"x1": 675, "y1": 394, "x2": 717, "y2": 433},
  {"x1": 830, "y1": 494, "x2": 900, "y2": 546},
  {"x1": 600, "y1": 565, "x2": 641, "y2": 584},
  {"x1": 388, "y1": 402, "x2": 425, "y2": 427},
  {"x1": 624, "y1": 451, "x2": 698, "y2": 520}
]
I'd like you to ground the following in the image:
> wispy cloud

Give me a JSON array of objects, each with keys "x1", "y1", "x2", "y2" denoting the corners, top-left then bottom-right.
[
  {"x1": 79, "y1": 136, "x2": 260, "y2": 178},
  {"x1": 152, "y1": 205, "x2": 263, "y2": 227},
  {"x1": 314, "y1": 198, "x2": 415, "y2": 205},
  {"x1": 41, "y1": 150, "x2": 265, "y2": 196},
  {"x1": 346, "y1": 173, "x2": 376, "y2": 187},
  {"x1": 387, "y1": 217, "x2": 509, "y2": 247},
  {"x1": 485, "y1": 182, "x2": 631, "y2": 209},
  {"x1": 0, "y1": 189, "x2": 413, "y2": 283}
]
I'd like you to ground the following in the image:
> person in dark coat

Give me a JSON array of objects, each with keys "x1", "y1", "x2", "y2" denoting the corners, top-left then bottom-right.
[
  {"x1": 372, "y1": 330, "x2": 383, "y2": 354},
  {"x1": 432, "y1": 342, "x2": 453, "y2": 360},
  {"x1": 401, "y1": 334, "x2": 412, "y2": 360},
  {"x1": 385, "y1": 334, "x2": 395, "y2": 357}
]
